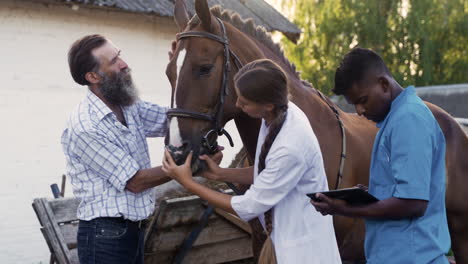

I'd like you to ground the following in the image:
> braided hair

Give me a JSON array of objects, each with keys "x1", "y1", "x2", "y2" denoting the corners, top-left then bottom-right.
[{"x1": 234, "y1": 59, "x2": 289, "y2": 263}]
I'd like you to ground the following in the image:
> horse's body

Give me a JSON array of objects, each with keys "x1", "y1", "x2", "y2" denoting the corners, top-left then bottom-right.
[{"x1": 167, "y1": 1, "x2": 468, "y2": 262}]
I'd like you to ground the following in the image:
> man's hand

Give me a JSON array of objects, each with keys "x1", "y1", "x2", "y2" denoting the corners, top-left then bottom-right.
[
  {"x1": 168, "y1": 40, "x2": 177, "y2": 60},
  {"x1": 310, "y1": 193, "x2": 349, "y2": 216},
  {"x1": 162, "y1": 149, "x2": 194, "y2": 185},
  {"x1": 356, "y1": 184, "x2": 368, "y2": 192}
]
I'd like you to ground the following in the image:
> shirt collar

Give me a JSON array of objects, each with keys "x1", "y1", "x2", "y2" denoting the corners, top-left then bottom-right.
[
  {"x1": 86, "y1": 89, "x2": 113, "y2": 121},
  {"x1": 376, "y1": 85, "x2": 415, "y2": 128}
]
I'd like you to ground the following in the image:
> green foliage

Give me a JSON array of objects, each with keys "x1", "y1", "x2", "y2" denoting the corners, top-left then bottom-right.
[{"x1": 280, "y1": 0, "x2": 468, "y2": 95}]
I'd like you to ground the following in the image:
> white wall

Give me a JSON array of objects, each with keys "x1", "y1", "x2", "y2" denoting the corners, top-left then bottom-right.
[{"x1": 0, "y1": 1, "x2": 241, "y2": 262}]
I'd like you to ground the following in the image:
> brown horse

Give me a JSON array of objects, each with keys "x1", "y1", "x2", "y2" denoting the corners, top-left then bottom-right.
[{"x1": 165, "y1": 0, "x2": 468, "y2": 262}]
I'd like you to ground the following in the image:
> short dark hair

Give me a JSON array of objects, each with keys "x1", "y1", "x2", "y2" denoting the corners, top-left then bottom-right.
[
  {"x1": 68, "y1": 34, "x2": 107, "y2": 86},
  {"x1": 333, "y1": 47, "x2": 391, "y2": 95}
]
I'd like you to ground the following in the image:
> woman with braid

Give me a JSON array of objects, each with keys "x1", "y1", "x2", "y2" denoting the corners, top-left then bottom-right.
[{"x1": 162, "y1": 59, "x2": 341, "y2": 264}]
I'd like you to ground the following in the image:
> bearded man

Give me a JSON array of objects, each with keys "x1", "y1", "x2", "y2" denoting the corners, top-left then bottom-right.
[{"x1": 61, "y1": 34, "x2": 171, "y2": 264}]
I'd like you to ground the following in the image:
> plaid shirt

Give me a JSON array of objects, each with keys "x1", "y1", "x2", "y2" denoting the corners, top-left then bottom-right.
[{"x1": 61, "y1": 90, "x2": 168, "y2": 221}]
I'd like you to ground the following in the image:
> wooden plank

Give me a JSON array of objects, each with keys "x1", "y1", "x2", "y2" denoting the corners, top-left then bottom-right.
[
  {"x1": 60, "y1": 174, "x2": 66, "y2": 198},
  {"x1": 146, "y1": 217, "x2": 250, "y2": 252},
  {"x1": 33, "y1": 201, "x2": 45, "y2": 227},
  {"x1": 144, "y1": 201, "x2": 166, "y2": 246},
  {"x1": 144, "y1": 251, "x2": 177, "y2": 263},
  {"x1": 146, "y1": 195, "x2": 210, "y2": 245},
  {"x1": 40, "y1": 227, "x2": 54, "y2": 254},
  {"x1": 145, "y1": 190, "x2": 253, "y2": 263},
  {"x1": 48, "y1": 198, "x2": 80, "y2": 223},
  {"x1": 213, "y1": 208, "x2": 251, "y2": 234},
  {"x1": 155, "y1": 196, "x2": 211, "y2": 229},
  {"x1": 33, "y1": 198, "x2": 72, "y2": 264},
  {"x1": 59, "y1": 222, "x2": 78, "y2": 249},
  {"x1": 69, "y1": 248, "x2": 79, "y2": 264},
  {"x1": 145, "y1": 237, "x2": 253, "y2": 264},
  {"x1": 184, "y1": 237, "x2": 253, "y2": 264},
  {"x1": 154, "y1": 193, "x2": 235, "y2": 229}
]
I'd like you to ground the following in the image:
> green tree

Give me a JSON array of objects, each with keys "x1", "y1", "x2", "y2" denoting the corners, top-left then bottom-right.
[{"x1": 280, "y1": 0, "x2": 467, "y2": 95}]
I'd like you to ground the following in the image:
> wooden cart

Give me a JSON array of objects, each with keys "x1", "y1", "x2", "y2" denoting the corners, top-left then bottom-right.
[{"x1": 32, "y1": 193, "x2": 253, "y2": 264}]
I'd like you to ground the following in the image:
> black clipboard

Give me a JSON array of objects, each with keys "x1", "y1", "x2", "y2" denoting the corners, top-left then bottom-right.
[{"x1": 307, "y1": 187, "x2": 379, "y2": 205}]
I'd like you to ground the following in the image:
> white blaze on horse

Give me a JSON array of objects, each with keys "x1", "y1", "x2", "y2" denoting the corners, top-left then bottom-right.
[
  {"x1": 168, "y1": 48, "x2": 187, "y2": 149},
  {"x1": 164, "y1": 0, "x2": 468, "y2": 262}
]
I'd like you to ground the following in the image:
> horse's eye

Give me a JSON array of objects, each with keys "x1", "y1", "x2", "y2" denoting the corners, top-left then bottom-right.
[{"x1": 199, "y1": 65, "x2": 213, "y2": 76}]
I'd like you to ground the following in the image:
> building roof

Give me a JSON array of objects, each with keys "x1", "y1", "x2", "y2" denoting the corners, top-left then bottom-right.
[{"x1": 61, "y1": 0, "x2": 301, "y2": 42}]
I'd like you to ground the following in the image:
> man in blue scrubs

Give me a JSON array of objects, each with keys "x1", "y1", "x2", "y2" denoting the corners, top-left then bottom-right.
[{"x1": 311, "y1": 48, "x2": 450, "y2": 263}]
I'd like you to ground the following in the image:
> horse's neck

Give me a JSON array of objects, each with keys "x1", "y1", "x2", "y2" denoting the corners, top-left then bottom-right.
[
  {"x1": 232, "y1": 31, "x2": 341, "y2": 141},
  {"x1": 250, "y1": 36, "x2": 338, "y2": 122},
  {"x1": 227, "y1": 26, "x2": 264, "y2": 160},
  {"x1": 230, "y1": 27, "x2": 347, "y2": 184}
]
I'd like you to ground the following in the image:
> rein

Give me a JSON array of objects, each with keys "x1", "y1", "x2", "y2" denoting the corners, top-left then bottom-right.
[
  {"x1": 316, "y1": 90, "x2": 347, "y2": 190},
  {"x1": 167, "y1": 17, "x2": 243, "y2": 154}
]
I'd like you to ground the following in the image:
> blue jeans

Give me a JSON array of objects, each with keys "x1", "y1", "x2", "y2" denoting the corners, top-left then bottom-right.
[{"x1": 77, "y1": 217, "x2": 146, "y2": 264}]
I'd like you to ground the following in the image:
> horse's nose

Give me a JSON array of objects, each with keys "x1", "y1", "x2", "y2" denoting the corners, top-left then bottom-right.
[
  {"x1": 173, "y1": 141, "x2": 191, "y2": 155},
  {"x1": 166, "y1": 140, "x2": 195, "y2": 165},
  {"x1": 181, "y1": 141, "x2": 191, "y2": 153}
]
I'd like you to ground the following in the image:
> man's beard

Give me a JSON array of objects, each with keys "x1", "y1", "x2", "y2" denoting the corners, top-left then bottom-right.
[{"x1": 98, "y1": 68, "x2": 138, "y2": 107}]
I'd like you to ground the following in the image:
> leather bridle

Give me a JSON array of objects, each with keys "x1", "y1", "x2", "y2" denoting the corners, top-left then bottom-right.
[{"x1": 167, "y1": 17, "x2": 243, "y2": 154}]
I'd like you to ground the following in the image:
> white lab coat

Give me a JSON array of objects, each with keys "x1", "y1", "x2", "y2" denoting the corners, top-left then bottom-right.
[{"x1": 231, "y1": 102, "x2": 342, "y2": 264}]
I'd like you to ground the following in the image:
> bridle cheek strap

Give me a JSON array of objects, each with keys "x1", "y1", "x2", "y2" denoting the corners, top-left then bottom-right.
[{"x1": 168, "y1": 17, "x2": 242, "y2": 153}]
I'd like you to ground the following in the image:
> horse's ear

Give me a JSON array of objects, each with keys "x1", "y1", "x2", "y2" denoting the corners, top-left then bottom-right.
[
  {"x1": 174, "y1": 0, "x2": 189, "y2": 32},
  {"x1": 195, "y1": 0, "x2": 212, "y2": 32}
]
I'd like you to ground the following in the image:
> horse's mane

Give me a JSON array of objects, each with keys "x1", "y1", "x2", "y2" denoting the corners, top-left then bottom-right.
[{"x1": 189, "y1": 5, "x2": 303, "y2": 82}]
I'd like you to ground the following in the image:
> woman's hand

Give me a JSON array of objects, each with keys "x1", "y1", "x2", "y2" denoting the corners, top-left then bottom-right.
[
  {"x1": 199, "y1": 150, "x2": 223, "y2": 181},
  {"x1": 162, "y1": 149, "x2": 193, "y2": 185}
]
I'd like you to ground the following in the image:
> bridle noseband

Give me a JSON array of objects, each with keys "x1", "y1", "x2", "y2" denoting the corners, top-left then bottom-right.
[{"x1": 167, "y1": 17, "x2": 243, "y2": 154}]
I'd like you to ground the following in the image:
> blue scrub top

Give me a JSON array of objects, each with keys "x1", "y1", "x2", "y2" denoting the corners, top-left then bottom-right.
[{"x1": 365, "y1": 86, "x2": 451, "y2": 264}]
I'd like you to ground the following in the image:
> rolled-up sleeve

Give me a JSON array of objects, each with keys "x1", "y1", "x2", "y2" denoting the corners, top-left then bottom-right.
[
  {"x1": 391, "y1": 110, "x2": 432, "y2": 201},
  {"x1": 231, "y1": 147, "x2": 306, "y2": 222},
  {"x1": 136, "y1": 100, "x2": 168, "y2": 137},
  {"x1": 72, "y1": 130, "x2": 140, "y2": 192}
]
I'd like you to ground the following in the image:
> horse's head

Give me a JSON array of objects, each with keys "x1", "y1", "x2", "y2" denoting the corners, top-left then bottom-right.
[{"x1": 165, "y1": 0, "x2": 243, "y2": 173}]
